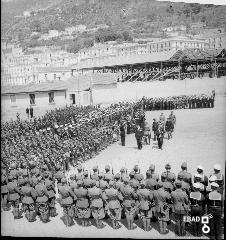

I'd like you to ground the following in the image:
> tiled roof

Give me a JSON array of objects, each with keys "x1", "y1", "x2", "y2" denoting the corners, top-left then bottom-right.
[
  {"x1": 1, "y1": 73, "x2": 116, "y2": 95},
  {"x1": 36, "y1": 66, "x2": 72, "y2": 73}
]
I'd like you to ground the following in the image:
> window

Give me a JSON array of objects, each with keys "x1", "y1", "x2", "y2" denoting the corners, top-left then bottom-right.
[
  {"x1": 29, "y1": 94, "x2": 35, "y2": 105},
  {"x1": 48, "y1": 92, "x2": 54, "y2": 103},
  {"x1": 10, "y1": 95, "x2": 16, "y2": 104}
]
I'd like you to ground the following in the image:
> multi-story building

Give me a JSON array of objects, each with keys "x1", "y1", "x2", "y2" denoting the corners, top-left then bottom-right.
[{"x1": 195, "y1": 32, "x2": 226, "y2": 49}]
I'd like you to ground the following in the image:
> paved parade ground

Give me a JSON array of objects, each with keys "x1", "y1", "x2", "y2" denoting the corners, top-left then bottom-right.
[{"x1": 2, "y1": 78, "x2": 225, "y2": 238}]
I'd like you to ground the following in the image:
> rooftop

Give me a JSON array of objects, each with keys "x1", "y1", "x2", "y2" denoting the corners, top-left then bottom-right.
[{"x1": 1, "y1": 73, "x2": 117, "y2": 95}]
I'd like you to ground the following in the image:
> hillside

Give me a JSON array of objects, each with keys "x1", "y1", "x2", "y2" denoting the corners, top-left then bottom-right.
[{"x1": 1, "y1": 0, "x2": 226, "y2": 52}]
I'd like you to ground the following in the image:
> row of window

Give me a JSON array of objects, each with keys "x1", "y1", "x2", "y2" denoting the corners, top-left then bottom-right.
[{"x1": 10, "y1": 92, "x2": 55, "y2": 105}]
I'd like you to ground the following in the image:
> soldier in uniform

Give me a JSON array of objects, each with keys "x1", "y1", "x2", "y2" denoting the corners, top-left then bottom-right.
[
  {"x1": 45, "y1": 178, "x2": 58, "y2": 217},
  {"x1": 156, "y1": 125, "x2": 164, "y2": 150},
  {"x1": 58, "y1": 178, "x2": 76, "y2": 226},
  {"x1": 137, "y1": 180, "x2": 154, "y2": 231},
  {"x1": 55, "y1": 164, "x2": 65, "y2": 186},
  {"x1": 120, "y1": 177, "x2": 138, "y2": 230},
  {"x1": 97, "y1": 172, "x2": 109, "y2": 190},
  {"x1": 7, "y1": 175, "x2": 22, "y2": 219},
  {"x1": 143, "y1": 121, "x2": 151, "y2": 145},
  {"x1": 104, "y1": 180, "x2": 123, "y2": 229},
  {"x1": 91, "y1": 166, "x2": 99, "y2": 181},
  {"x1": 35, "y1": 176, "x2": 50, "y2": 223},
  {"x1": 88, "y1": 180, "x2": 105, "y2": 228},
  {"x1": 21, "y1": 179, "x2": 37, "y2": 222},
  {"x1": 148, "y1": 164, "x2": 159, "y2": 182},
  {"x1": 152, "y1": 119, "x2": 158, "y2": 141},
  {"x1": 161, "y1": 164, "x2": 176, "y2": 184},
  {"x1": 153, "y1": 181, "x2": 171, "y2": 234},
  {"x1": 189, "y1": 183, "x2": 205, "y2": 237},
  {"x1": 120, "y1": 123, "x2": 126, "y2": 146},
  {"x1": 169, "y1": 111, "x2": 176, "y2": 128},
  {"x1": 206, "y1": 182, "x2": 223, "y2": 240},
  {"x1": 135, "y1": 125, "x2": 143, "y2": 150},
  {"x1": 171, "y1": 180, "x2": 189, "y2": 236},
  {"x1": 193, "y1": 174, "x2": 206, "y2": 195},
  {"x1": 104, "y1": 165, "x2": 114, "y2": 183},
  {"x1": 114, "y1": 173, "x2": 124, "y2": 191},
  {"x1": 1, "y1": 173, "x2": 10, "y2": 211},
  {"x1": 133, "y1": 165, "x2": 144, "y2": 182},
  {"x1": 74, "y1": 180, "x2": 91, "y2": 227},
  {"x1": 120, "y1": 167, "x2": 128, "y2": 180},
  {"x1": 211, "y1": 164, "x2": 224, "y2": 194},
  {"x1": 75, "y1": 164, "x2": 84, "y2": 181},
  {"x1": 177, "y1": 173, "x2": 191, "y2": 196},
  {"x1": 178, "y1": 162, "x2": 192, "y2": 186},
  {"x1": 195, "y1": 165, "x2": 208, "y2": 188}
]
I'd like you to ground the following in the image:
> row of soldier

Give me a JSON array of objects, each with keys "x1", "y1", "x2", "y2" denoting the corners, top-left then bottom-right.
[
  {"x1": 1, "y1": 161, "x2": 224, "y2": 238},
  {"x1": 141, "y1": 91, "x2": 215, "y2": 111}
]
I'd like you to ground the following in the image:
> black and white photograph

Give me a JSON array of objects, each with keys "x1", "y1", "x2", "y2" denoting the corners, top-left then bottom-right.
[{"x1": 1, "y1": 0, "x2": 225, "y2": 238}]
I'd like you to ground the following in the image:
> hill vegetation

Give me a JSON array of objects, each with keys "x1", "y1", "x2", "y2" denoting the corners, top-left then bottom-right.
[{"x1": 1, "y1": 0, "x2": 226, "y2": 53}]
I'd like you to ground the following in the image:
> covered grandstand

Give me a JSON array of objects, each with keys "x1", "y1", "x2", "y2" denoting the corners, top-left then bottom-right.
[{"x1": 72, "y1": 48, "x2": 226, "y2": 82}]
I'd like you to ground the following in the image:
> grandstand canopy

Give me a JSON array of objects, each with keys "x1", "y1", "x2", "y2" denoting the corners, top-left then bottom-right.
[{"x1": 72, "y1": 48, "x2": 226, "y2": 71}]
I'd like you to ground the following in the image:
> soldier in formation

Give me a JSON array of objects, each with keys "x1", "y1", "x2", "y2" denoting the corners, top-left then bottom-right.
[{"x1": 2, "y1": 162, "x2": 224, "y2": 239}]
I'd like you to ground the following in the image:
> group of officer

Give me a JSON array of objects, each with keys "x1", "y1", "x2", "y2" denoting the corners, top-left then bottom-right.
[
  {"x1": 1, "y1": 161, "x2": 224, "y2": 239},
  {"x1": 142, "y1": 91, "x2": 215, "y2": 111}
]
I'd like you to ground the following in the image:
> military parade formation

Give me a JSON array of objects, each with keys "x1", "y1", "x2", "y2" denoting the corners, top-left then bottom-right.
[
  {"x1": 1, "y1": 161, "x2": 224, "y2": 239},
  {"x1": 1, "y1": 89, "x2": 224, "y2": 238}
]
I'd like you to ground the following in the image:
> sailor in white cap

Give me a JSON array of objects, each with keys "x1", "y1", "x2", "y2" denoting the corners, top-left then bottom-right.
[
  {"x1": 206, "y1": 181, "x2": 223, "y2": 240},
  {"x1": 194, "y1": 174, "x2": 205, "y2": 193},
  {"x1": 206, "y1": 175, "x2": 218, "y2": 194},
  {"x1": 211, "y1": 164, "x2": 224, "y2": 194},
  {"x1": 196, "y1": 165, "x2": 208, "y2": 187},
  {"x1": 189, "y1": 182, "x2": 205, "y2": 237}
]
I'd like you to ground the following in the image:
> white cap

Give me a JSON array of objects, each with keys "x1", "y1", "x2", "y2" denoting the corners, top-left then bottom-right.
[
  {"x1": 55, "y1": 125, "x2": 59, "y2": 128},
  {"x1": 193, "y1": 182, "x2": 201, "y2": 189},
  {"x1": 197, "y1": 165, "x2": 204, "y2": 171},
  {"x1": 47, "y1": 127, "x2": 50, "y2": 131},
  {"x1": 209, "y1": 175, "x2": 217, "y2": 182},
  {"x1": 69, "y1": 125, "x2": 72, "y2": 128},
  {"x1": 60, "y1": 125, "x2": 63, "y2": 128},
  {"x1": 211, "y1": 182, "x2": 219, "y2": 188},
  {"x1": 214, "y1": 164, "x2": 221, "y2": 171},
  {"x1": 194, "y1": 173, "x2": 202, "y2": 179},
  {"x1": 64, "y1": 127, "x2": 68, "y2": 130}
]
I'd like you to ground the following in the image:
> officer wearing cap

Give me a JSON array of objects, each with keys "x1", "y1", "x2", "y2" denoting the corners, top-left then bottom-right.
[
  {"x1": 88, "y1": 179, "x2": 105, "y2": 229},
  {"x1": 189, "y1": 182, "x2": 205, "y2": 237},
  {"x1": 195, "y1": 165, "x2": 208, "y2": 187},
  {"x1": 120, "y1": 176, "x2": 138, "y2": 230},
  {"x1": 145, "y1": 170, "x2": 158, "y2": 191},
  {"x1": 153, "y1": 180, "x2": 171, "y2": 234},
  {"x1": 211, "y1": 164, "x2": 224, "y2": 194},
  {"x1": 69, "y1": 174, "x2": 77, "y2": 191},
  {"x1": 178, "y1": 162, "x2": 192, "y2": 186},
  {"x1": 91, "y1": 166, "x2": 99, "y2": 181},
  {"x1": 104, "y1": 180, "x2": 123, "y2": 229},
  {"x1": 161, "y1": 163, "x2": 176, "y2": 183},
  {"x1": 74, "y1": 180, "x2": 91, "y2": 227},
  {"x1": 165, "y1": 117, "x2": 173, "y2": 140},
  {"x1": 9, "y1": 163, "x2": 19, "y2": 180},
  {"x1": 21, "y1": 179, "x2": 37, "y2": 222},
  {"x1": 35, "y1": 176, "x2": 50, "y2": 223},
  {"x1": 137, "y1": 180, "x2": 154, "y2": 231},
  {"x1": 7, "y1": 175, "x2": 22, "y2": 219},
  {"x1": 148, "y1": 164, "x2": 159, "y2": 182},
  {"x1": 58, "y1": 178, "x2": 76, "y2": 226},
  {"x1": 171, "y1": 180, "x2": 189, "y2": 236},
  {"x1": 206, "y1": 182, "x2": 223, "y2": 240}
]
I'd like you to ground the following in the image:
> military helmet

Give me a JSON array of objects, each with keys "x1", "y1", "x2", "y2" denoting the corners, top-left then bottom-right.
[{"x1": 165, "y1": 163, "x2": 171, "y2": 170}]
